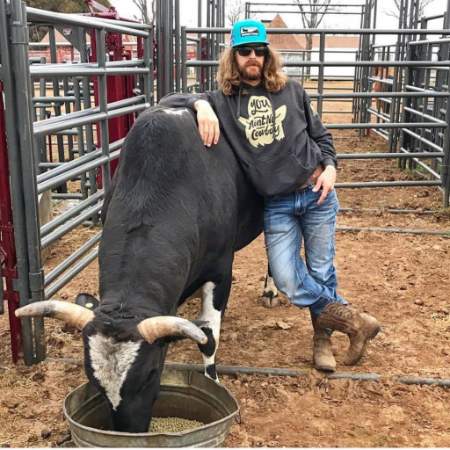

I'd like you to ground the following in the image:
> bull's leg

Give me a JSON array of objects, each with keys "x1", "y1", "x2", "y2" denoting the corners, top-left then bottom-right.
[
  {"x1": 261, "y1": 263, "x2": 279, "y2": 308},
  {"x1": 197, "y1": 274, "x2": 231, "y2": 383}
]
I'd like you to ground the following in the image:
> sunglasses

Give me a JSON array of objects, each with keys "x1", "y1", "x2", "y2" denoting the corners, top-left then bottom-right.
[{"x1": 235, "y1": 46, "x2": 267, "y2": 57}]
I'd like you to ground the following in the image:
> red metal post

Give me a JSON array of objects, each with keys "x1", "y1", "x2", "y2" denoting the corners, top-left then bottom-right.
[{"x1": 0, "y1": 81, "x2": 21, "y2": 363}]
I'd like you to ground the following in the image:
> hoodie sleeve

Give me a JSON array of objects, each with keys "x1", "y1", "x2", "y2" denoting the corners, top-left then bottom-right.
[
  {"x1": 303, "y1": 90, "x2": 337, "y2": 168},
  {"x1": 159, "y1": 91, "x2": 210, "y2": 110}
]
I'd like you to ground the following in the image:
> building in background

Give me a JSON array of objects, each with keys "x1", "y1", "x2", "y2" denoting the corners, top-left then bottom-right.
[{"x1": 265, "y1": 14, "x2": 359, "y2": 80}]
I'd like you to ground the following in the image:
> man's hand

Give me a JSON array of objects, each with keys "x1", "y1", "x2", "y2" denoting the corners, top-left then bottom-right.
[
  {"x1": 194, "y1": 100, "x2": 220, "y2": 147},
  {"x1": 312, "y1": 165, "x2": 337, "y2": 205}
]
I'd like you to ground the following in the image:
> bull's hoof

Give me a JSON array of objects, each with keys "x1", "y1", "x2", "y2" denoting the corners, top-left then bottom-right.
[{"x1": 261, "y1": 295, "x2": 280, "y2": 308}]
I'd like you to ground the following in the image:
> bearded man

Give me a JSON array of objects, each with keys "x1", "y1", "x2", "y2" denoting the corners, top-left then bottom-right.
[{"x1": 161, "y1": 19, "x2": 380, "y2": 371}]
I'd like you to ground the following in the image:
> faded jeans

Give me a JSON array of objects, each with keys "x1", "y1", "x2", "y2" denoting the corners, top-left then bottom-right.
[{"x1": 264, "y1": 186, "x2": 347, "y2": 317}]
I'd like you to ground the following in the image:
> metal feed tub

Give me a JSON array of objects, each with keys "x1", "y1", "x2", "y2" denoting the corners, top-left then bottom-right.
[{"x1": 64, "y1": 367, "x2": 239, "y2": 447}]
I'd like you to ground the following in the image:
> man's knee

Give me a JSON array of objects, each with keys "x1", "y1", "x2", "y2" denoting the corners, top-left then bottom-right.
[
  {"x1": 309, "y1": 265, "x2": 337, "y2": 288},
  {"x1": 271, "y1": 269, "x2": 298, "y2": 301}
]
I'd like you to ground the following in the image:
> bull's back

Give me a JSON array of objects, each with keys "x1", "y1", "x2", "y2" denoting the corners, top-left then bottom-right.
[{"x1": 100, "y1": 106, "x2": 263, "y2": 292}]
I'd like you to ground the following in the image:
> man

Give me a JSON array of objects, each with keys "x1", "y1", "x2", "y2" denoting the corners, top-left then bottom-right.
[{"x1": 161, "y1": 19, "x2": 380, "y2": 371}]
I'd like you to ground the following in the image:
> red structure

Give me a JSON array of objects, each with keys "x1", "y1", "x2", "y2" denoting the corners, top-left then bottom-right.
[{"x1": 0, "y1": 81, "x2": 21, "y2": 363}]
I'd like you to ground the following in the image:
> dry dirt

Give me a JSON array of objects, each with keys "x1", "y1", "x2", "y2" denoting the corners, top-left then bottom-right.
[{"x1": 1, "y1": 116, "x2": 450, "y2": 447}]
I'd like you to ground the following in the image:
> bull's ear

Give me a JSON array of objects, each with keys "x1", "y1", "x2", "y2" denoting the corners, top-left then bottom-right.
[{"x1": 75, "y1": 293, "x2": 99, "y2": 310}]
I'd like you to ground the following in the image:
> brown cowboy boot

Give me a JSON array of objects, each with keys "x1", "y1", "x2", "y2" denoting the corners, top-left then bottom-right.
[
  {"x1": 316, "y1": 303, "x2": 380, "y2": 365},
  {"x1": 311, "y1": 315, "x2": 336, "y2": 372}
]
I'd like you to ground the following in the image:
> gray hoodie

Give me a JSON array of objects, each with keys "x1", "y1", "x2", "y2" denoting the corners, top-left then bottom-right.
[{"x1": 160, "y1": 79, "x2": 336, "y2": 197}]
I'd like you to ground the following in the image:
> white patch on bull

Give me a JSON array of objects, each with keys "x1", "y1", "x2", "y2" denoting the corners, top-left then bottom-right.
[
  {"x1": 162, "y1": 108, "x2": 188, "y2": 116},
  {"x1": 88, "y1": 334, "x2": 141, "y2": 410},
  {"x1": 262, "y1": 274, "x2": 279, "y2": 307},
  {"x1": 263, "y1": 274, "x2": 278, "y2": 298},
  {"x1": 198, "y1": 281, "x2": 221, "y2": 382}
]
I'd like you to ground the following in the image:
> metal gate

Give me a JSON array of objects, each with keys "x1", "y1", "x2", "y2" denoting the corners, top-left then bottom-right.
[{"x1": 0, "y1": 0, "x2": 152, "y2": 364}]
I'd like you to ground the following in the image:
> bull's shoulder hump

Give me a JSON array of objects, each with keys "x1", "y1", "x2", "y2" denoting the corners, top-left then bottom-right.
[
  {"x1": 134, "y1": 105, "x2": 194, "y2": 130},
  {"x1": 161, "y1": 107, "x2": 190, "y2": 116}
]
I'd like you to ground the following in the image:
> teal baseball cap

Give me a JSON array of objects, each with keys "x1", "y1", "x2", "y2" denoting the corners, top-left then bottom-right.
[{"x1": 230, "y1": 19, "x2": 269, "y2": 48}]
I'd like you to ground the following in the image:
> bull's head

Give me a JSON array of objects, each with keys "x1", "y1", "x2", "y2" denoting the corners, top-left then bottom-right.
[{"x1": 15, "y1": 299, "x2": 207, "y2": 432}]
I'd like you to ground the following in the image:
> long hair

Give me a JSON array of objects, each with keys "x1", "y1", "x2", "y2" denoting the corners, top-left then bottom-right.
[{"x1": 216, "y1": 46, "x2": 288, "y2": 96}]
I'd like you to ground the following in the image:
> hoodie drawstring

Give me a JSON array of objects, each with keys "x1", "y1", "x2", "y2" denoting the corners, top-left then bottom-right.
[{"x1": 237, "y1": 86, "x2": 242, "y2": 119}]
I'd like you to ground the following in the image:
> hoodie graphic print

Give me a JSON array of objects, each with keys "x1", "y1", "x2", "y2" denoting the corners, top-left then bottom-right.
[{"x1": 238, "y1": 95, "x2": 287, "y2": 147}]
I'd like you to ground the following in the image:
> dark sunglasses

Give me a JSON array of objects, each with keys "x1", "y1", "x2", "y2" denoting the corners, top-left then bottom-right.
[{"x1": 235, "y1": 46, "x2": 267, "y2": 57}]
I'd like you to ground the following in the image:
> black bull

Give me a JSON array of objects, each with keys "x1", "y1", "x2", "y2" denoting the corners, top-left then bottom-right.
[{"x1": 16, "y1": 105, "x2": 265, "y2": 432}]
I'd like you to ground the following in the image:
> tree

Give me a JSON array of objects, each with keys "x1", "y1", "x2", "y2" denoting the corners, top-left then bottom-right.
[
  {"x1": 292, "y1": 0, "x2": 332, "y2": 78},
  {"x1": 386, "y1": 0, "x2": 437, "y2": 21},
  {"x1": 226, "y1": 0, "x2": 245, "y2": 25},
  {"x1": 27, "y1": 0, "x2": 111, "y2": 41},
  {"x1": 131, "y1": 0, "x2": 153, "y2": 24}
]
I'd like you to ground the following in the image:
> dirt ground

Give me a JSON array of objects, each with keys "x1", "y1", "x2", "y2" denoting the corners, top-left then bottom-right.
[{"x1": 1, "y1": 109, "x2": 450, "y2": 447}]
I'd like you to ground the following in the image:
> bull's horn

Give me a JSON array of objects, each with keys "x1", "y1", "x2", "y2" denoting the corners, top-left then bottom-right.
[
  {"x1": 15, "y1": 300, "x2": 94, "y2": 330},
  {"x1": 137, "y1": 316, "x2": 208, "y2": 345}
]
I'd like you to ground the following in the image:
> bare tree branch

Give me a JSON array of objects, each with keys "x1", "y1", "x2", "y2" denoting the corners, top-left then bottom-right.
[
  {"x1": 293, "y1": 0, "x2": 332, "y2": 29},
  {"x1": 385, "y1": 0, "x2": 436, "y2": 20},
  {"x1": 131, "y1": 0, "x2": 152, "y2": 24},
  {"x1": 291, "y1": 0, "x2": 333, "y2": 78},
  {"x1": 226, "y1": 0, "x2": 245, "y2": 25}
]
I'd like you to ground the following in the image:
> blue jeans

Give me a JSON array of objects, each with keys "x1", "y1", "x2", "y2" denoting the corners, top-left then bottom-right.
[{"x1": 264, "y1": 186, "x2": 347, "y2": 316}]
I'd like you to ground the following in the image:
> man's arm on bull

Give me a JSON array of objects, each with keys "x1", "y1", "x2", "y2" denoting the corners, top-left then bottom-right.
[
  {"x1": 160, "y1": 92, "x2": 220, "y2": 147},
  {"x1": 302, "y1": 89, "x2": 338, "y2": 205}
]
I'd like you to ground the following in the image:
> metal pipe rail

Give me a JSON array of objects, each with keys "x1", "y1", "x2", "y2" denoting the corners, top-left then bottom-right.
[
  {"x1": 26, "y1": 7, "x2": 149, "y2": 37},
  {"x1": 34, "y1": 95, "x2": 146, "y2": 129},
  {"x1": 32, "y1": 96, "x2": 76, "y2": 103},
  {"x1": 37, "y1": 149, "x2": 121, "y2": 194},
  {"x1": 0, "y1": 0, "x2": 155, "y2": 364},
  {"x1": 337, "y1": 151, "x2": 444, "y2": 159},
  {"x1": 371, "y1": 43, "x2": 398, "y2": 48},
  {"x1": 40, "y1": 191, "x2": 104, "y2": 238},
  {"x1": 326, "y1": 122, "x2": 444, "y2": 129},
  {"x1": 30, "y1": 66, "x2": 150, "y2": 78},
  {"x1": 311, "y1": 92, "x2": 450, "y2": 99},
  {"x1": 402, "y1": 106, "x2": 448, "y2": 125},
  {"x1": 367, "y1": 108, "x2": 392, "y2": 121},
  {"x1": 34, "y1": 101, "x2": 149, "y2": 136},
  {"x1": 82, "y1": 16, "x2": 152, "y2": 31},
  {"x1": 41, "y1": 202, "x2": 103, "y2": 249},
  {"x1": 44, "y1": 232, "x2": 102, "y2": 287},
  {"x1": 36, "y1": 138, "x2": 124, "y2": 184},
  {"x1": 186, "y1": 60, "x2": 450, "y2": 68},
  {"x1": 184, "y1": 27, "x2": 450, "y2": 35},
  {"x1": 247, "y1": 10, "x2": 364, "y2": 15},
  {"x1": 165, "y1": 362, "x2": 450, "y2": 387},
  {"x1": 403, "y1": 156, "x2": 441, "y2": 180},
  {"x1": 35, "y1": 59, "x2": 147, "y2": 69},
  {"x1": 37, "y1": 149, "x2": 103, "y2": 184},
  {"x1": 247, "y1": 2, "x2": 366, "y2": 6},
  {"x1": 409, "y1": 38, "x2": 450, "y2": 46},
  {"x1": 336, "y1": 180, "x2": 441, "y2": 188},
  {"x1": 401, "y1": 129, "x2": 446, "y2": 153},
  {"x1": 44, "y1": 247, "x2": 99, "y2": 299}
]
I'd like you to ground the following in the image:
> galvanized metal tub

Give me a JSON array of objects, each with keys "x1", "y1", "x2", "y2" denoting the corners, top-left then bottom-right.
[{"x1": 63, "y1": 367, "x2": 239, "y2": 447}]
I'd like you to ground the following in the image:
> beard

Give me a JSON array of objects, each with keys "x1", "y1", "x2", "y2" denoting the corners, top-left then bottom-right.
[{"x1": 238, "y1": 62, "x2": 263, "y2": 82}]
